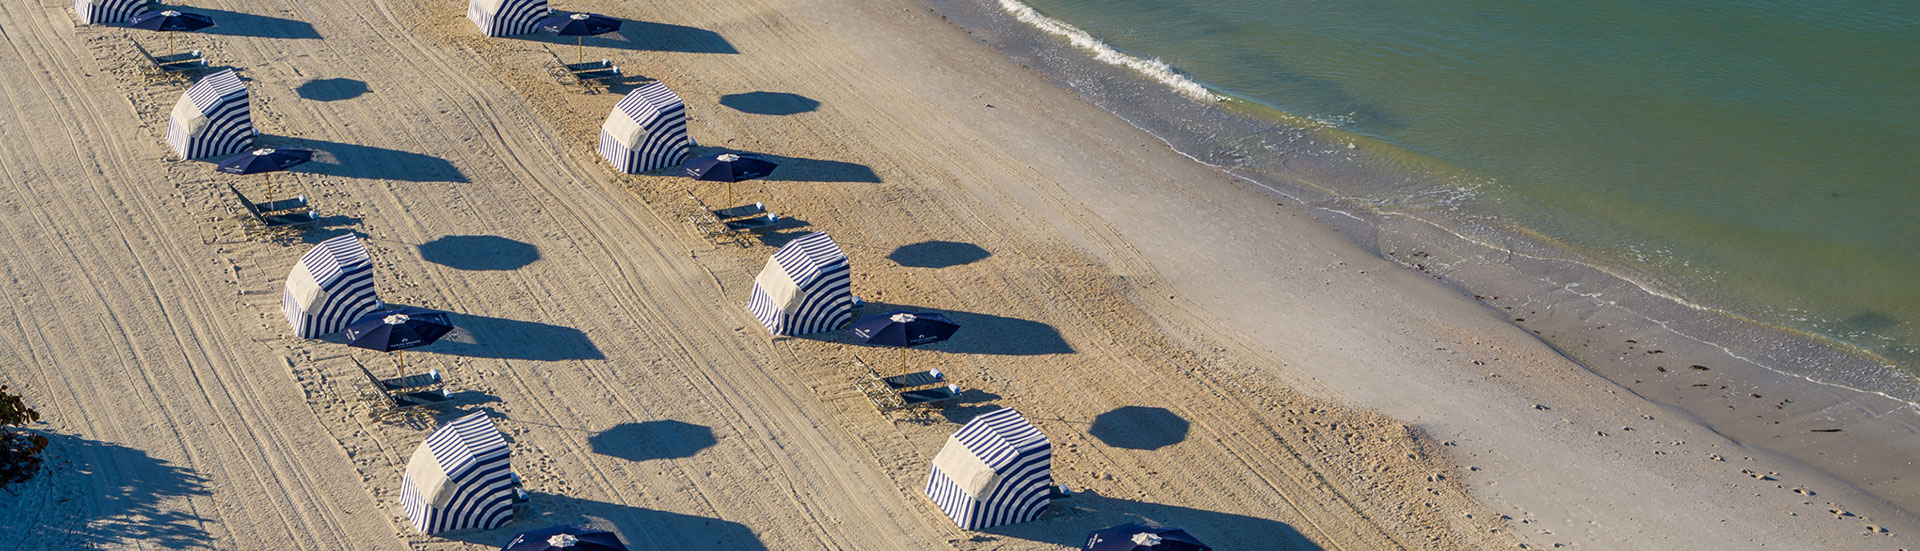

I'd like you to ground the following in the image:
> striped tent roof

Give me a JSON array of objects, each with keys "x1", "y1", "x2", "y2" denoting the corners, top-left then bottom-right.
[
  {"x1": 73, "y1": 0, "x2": 148, "y2": 24},
  {"x1": 597, "y1": 82, "x2": 692, "y2": 174},
  {"x1": 166, "y1": 69, "x2": 253, "y2": 160},
  {"x1": 401, "y1": 412, "x2": 516, "y2": 534},
  {"x1": 747, "y1": 232, "x2": 853, "y2": 336},
  {"x1": 283, "y1": 235, "x2": 381, "y2": 338},
  {"x1": 467, "y1": 0, "x2": 549, "y2": 37},
  {"x1": 926, "y1": 408, "x2": 1053, "y2": 530}
]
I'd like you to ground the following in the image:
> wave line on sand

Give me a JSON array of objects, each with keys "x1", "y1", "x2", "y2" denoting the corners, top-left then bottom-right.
[{"x1": 994, "y1": 0, "x2": 1225, "y2": 102}]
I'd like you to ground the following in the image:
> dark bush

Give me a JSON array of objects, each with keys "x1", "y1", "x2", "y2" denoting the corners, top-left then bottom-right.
[{"x1": 0, "y1": 384, "x2": 47, "y2": 488}]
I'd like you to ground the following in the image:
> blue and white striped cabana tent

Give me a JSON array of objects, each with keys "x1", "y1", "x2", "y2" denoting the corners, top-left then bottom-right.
[
  {"x1": 926, "y1": 407, "x2": 1054, "y2": 530},
  {"x1": 467, "y1": 0, "x2": 549, "y2": 37},
  {"x1": 746, "y1": 232, "x2": 854, "y2": 336},
  {"x1": 166, "y1": 69, "x2": 253, "y2": 160},
  {"x1": 598, "y1": 82, "x2": 692, "y2": 174},
  {"x1": 283, "y1": 235, "x2": 381, "y2": 339},
  {"x1": 401, "y1": 412, "x2": 517, "y2": 534},
  {"x1": 73, "y1": 0, "x2": 148, "y2": 24}
]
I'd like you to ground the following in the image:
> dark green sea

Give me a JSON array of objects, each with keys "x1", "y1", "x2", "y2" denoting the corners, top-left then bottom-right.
[{"x1": 964, "y1": 0, "x2": 1920, "y2": 385}]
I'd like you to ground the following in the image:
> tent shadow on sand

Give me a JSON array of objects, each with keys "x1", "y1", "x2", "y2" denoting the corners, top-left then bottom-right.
[
  {"x1": 8, "y1": 434, "x2": 213, "y2": 549},
  {"x1": 445, "y1": 492, "x2": 768, "y2": 550},
  {"x1": 1088, "y1": 406, "x2": 1190, "y2": 451},
  {"x1": 832, "y1": 302, "x2": 1073, "y2": 357},
  {"x1": 252, "y1": 136, "x2": 468, "y2": 183},
  {"x1": 718, "y1": 92, "x2": 820, "y2": 116},
  {"x1": 295, "y1": 78, "x2": 368, "y2": 102},
  {"x1": 418, "y1": 235, "x2": 541, "y2": 271},
  {"x1": 588, "y1": 420, "x2": 716, "y2": 462},
  {"x1": 982, "y1": 489, "x2": 1322, "y2": 551},
  {"x1": 426, "y1": 314, "x2": 606, "y2": 361},
  {"x1": 172, "y1": 6, "x2": 323, "y2": 40},
  {"x1": 684, "y1": 146, "x2": 881, "y2": 183},
  {"x1": 512, "y1": 19, "x2": 737, "y2": 54}
]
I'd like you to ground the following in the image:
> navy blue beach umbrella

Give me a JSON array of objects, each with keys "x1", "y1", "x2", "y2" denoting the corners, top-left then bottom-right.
[
  {"x1": 538, "y1": 12, "x2": 622, "y2": 62},
  {"x1": 343, "y1": 307, "x2": 454, "y2": 372},
  {"x1": 218, "y1": 147, "x2": 313, "y2": 196},
  {"x1": 850, "y1": 311, "x2": 960, "y2": 370},
  {"x1": 1083, "y1": 524, "x2": 1211, "y2": 551},
  {"x1": 217, "y1": 147, "x2": 312, "y2": 174},
  {"x1": 683, "y1": 153, "x2": 778, "y2": 182},
  {"x1": 129, "y1": 10, "x2": 215, "y2": 55},
  {"x1": 683, "y1": 153, "x2": 778, "y2": 206},
  {"x1": 503, "y1": 525, "x2": 629, "y2": 551}
]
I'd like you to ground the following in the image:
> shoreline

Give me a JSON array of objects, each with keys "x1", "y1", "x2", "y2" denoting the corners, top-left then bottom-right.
[
  {"x1": 1, "y1": 0, "x2": 1912, "y2": 549},
  {"x1": 926, "y1": 0, "x2": 1920, "y2": 515}
]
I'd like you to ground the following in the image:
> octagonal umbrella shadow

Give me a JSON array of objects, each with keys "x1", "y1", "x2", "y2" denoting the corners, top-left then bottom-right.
[
  {"x1": 418, "y1": 235, "x2": 540, "y2": 271},
  {"x1": 589, "y1": 420, "x2": 716, "y2": 462},
  {"x1": 1088, "y1": 406, "x2": 1190, "y2": 451},
  {"x1": 718, "y1": 91, "x2": 820, "y2": 116},
  {"x1": 295, "y1": 77, "x2": 368, "y2": 101},
  {"x1": 888, "y1": 240, "x2": 990, "y2": 269}
]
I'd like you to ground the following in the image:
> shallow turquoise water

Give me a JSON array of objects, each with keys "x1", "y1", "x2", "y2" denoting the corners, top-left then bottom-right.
[{"x1": 1014, "y1": 0, "x2": 1920, "y2": 366}]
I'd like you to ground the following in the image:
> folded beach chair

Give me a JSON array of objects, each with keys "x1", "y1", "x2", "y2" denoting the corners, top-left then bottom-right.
[
  {"x1": 876, "y1": 368, "x2": 945, "y2": 391},
  {"x1": 711, "y1": 202, "x2": 767, "y2": 221}
]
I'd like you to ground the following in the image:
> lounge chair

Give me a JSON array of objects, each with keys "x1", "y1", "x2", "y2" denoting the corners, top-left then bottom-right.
[
  {"x1": 711, "y1": 202, "x2": 767, "y2": 221},
  {"x1": 543, "y1": 49, "x2": 626, "y2": 92},
  {"x1": 723, "y1": 213, "x2": 782, "y2": 232},
  {"x1": 875, "y1": 368, "x2": 945, "y2": 391},
  {"x1": 567, "y1": 59, "x2": 622, "y2": 82},
  {"x1": 228, "y1": 183, "x2": 319, "y2": 231},
  {"x1": 130, "y1": 39, "x2": 205, "y2": 76},
  {"x1": 357, "y1": 360, "x2": 453, "y2": 415},
  {"x1": 254, "y1": 195, "x2": 311, "y2": 214},
  {"x1": 392, "y1": 388, "x2": 455, "y2": 408},
  {"x1": 377, "y1": 369, "x2": 442, "y2": 393},
  {"x1": 228, "y1": 183, "x2": 309, "y2": 213},
  {"x1": 856, "y1": 359, "x2": 966, "y2": 412},
  {"x1": 896, "y1": 384, "x2": 964, "y2": 409}
]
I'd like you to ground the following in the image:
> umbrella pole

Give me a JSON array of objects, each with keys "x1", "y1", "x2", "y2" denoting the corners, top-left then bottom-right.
[
  {"x1": 726, "y1": 181, "x2": 734, "y2": 208},
  {"x1": 396, "y1": 350, "x2": 404, "y2": 377},
  {"x1": 577, "y1": 37, "x2": 584, "y2": 65},
  {"x1": 264, "y1": 172, "x2": 272, "y2": 198},
  {"x1": 168, "y1": 33, "x2": 174, "y2": 57},
  {"x1": 900, "y1": 346, "x2": 907, "y2": 373}
]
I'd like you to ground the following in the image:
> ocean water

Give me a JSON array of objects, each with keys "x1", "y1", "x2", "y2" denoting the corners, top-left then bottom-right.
[{"x1": 987, "y1": 0, "x2": 1920, "y2": 374}]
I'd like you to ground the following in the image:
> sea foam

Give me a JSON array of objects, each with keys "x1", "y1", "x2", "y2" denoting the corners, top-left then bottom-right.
[{"x1": 994, "y1": 0, "x2": 1224, "y2": 102}]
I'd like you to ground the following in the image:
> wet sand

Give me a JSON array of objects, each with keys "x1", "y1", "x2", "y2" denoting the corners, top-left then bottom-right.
[{"x1": 0, "y1": 0, "x2": 1910, "y2": 549}]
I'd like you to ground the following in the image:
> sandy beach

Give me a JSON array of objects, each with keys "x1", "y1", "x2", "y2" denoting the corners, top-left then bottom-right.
[{"x1": 0, "y1": 0, "x2": 1913, "y2": 549}]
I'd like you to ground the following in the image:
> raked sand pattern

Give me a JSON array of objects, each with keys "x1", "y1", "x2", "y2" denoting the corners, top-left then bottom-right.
[{"x1": 0, "y1": 0, "x2": 1911, "y2": 550}]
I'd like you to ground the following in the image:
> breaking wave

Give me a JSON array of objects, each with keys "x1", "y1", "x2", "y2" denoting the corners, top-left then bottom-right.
[{"x1": 994, "y1": 0, "x2": 1225, "y2": 102}]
